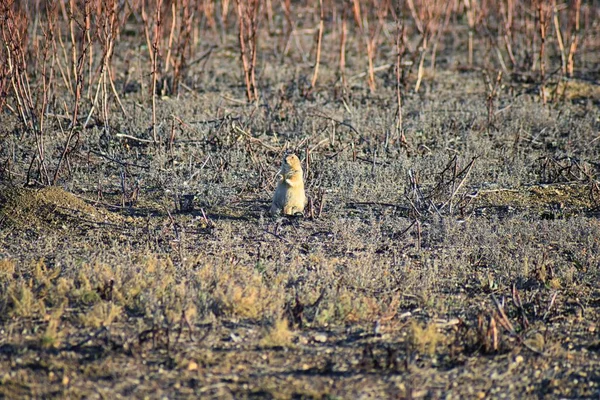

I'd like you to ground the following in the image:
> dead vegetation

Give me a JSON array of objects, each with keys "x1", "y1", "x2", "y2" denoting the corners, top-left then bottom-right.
[{"x1": 0, "y1": 0, "x2": 599, "y2": 399}]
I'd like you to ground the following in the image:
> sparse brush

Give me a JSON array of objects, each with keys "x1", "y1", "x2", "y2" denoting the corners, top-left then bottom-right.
[
  {"x1": 409, "y1": 320, "x2": 442, "y2": 356},
  {"x1": 214, "y1": 277, "x2": 279, "y2": 320},
  {"x1": 0, "y1": 32, "x2": 10, "y2": 111},
  {"x1": 537, "y1": 0, "x2": 550, "y2": 104},
  {"x1": 338, "y1": 6, "x2": 348, "y2": 89},
  {"x1": 566, "y1": 0, "x2": 582, "y2": 77},
  {"x1": 260, "y1": 317, "x2": 294, "y2": 347},
  {"x1": 477, "y1": 313, "x2": 500, "y2": 353},
  {"x1": 167, "y1": 0, "x2": 194, "y2": 95},
  {"x1": 0, "y1": 2, "x2": 597, "y2": 398},
  {"x1": 41, "y1": 301, "x2": 66, "y2": 348},
  {"x1": 351, "y1": 0, "x2": 380, "y2": 92},
  {"x1": 2, "y1": 2, "x2": 51, "y2": 184},
  {"x1": 310, "y1": 0, "x2": 324, "y2": 90},
  {"x1": 235, "y1": 0, "x2": 260, "y2": 102},
  {"x1": 8, "y1": 283, "x2": 36, "y2": 317},
  {"x1": 0, "y1": 0, "x2": 595, "y2": 190},
  {"x1": 0, "y1": 259, "x2": 16, "y2": 281},
  {"x1": 79, "y1": 301, "x2": 122, "y2": 328},
  {"x1": 141, "y1": 0, "x2": 163, "y2": 144}
]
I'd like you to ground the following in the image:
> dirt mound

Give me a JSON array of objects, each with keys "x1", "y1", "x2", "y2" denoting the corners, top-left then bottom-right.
[
  {"x1": 476, "y1": 183, "x2": 599, "y2": 218},
  {"x1": 0, "y1": 186, "x2": 103, "y2": 234}
]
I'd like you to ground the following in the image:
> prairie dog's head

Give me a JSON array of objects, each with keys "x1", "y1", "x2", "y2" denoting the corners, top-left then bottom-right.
[{"x1": 280, "y1": 153, "x2": 303, "y2": 176}]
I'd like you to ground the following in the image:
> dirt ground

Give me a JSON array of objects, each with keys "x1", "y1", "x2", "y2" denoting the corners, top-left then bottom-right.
[{"x1": 1, "y1": 9, "x2": 600, "y2": 400}]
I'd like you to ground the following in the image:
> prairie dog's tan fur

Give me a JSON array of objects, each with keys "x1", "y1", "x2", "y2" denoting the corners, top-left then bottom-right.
[{"x1": 270, "y1": 154, "x2": 306, "y2": 216}]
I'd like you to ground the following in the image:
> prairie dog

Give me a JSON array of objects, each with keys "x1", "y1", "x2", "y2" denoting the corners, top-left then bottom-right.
[{"x1": 270, "y1": 154, "x2": 306, "y2": 216}]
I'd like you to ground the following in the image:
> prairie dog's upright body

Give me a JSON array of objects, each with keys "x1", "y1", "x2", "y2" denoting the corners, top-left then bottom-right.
[{"x1": 270, "y1": 154, "x2": 306, "y2": 216}]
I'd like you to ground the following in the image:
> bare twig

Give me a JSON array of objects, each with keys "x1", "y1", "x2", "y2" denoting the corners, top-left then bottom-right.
[{"x1": 310, "y1": 0, "x2": 324, "y2": 89}]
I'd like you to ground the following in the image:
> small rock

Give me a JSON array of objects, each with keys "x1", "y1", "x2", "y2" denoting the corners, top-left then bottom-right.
[
  {"x1": 313, "y1": 333, "x2": 327, "y2": 343},
  {"x1": 515, "y1": 355, "x2": 524, "y2": 364},
  {"x1": 187, "y1": 360, "x2": 198, "y2": 371},
  {"x1": 298, "y1": 336, "x2": 309, "y2": 345}
]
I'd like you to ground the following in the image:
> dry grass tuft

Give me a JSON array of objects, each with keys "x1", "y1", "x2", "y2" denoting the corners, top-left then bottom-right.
[
  {"x1": 7, "y1": 282, "x2": 36, "y2": 318},
  {"x1": 260, "y1": 318, "x2": 294, "y2": 348},
  {"x1": 41, "y1": 302, "x2": 66, "y2": 349},
  {"x1": 213, "y1": 273, "x2": 284, "y2": 320},
  {"x1": 0, "y1": 259, "x2": 15, "y2": 281},
  {"x1": 79, "y1": 302, "x2": 122, "y2": 328},
  {"x1": 410, "y1": 321, "x2": 444, "y2": 357}
]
